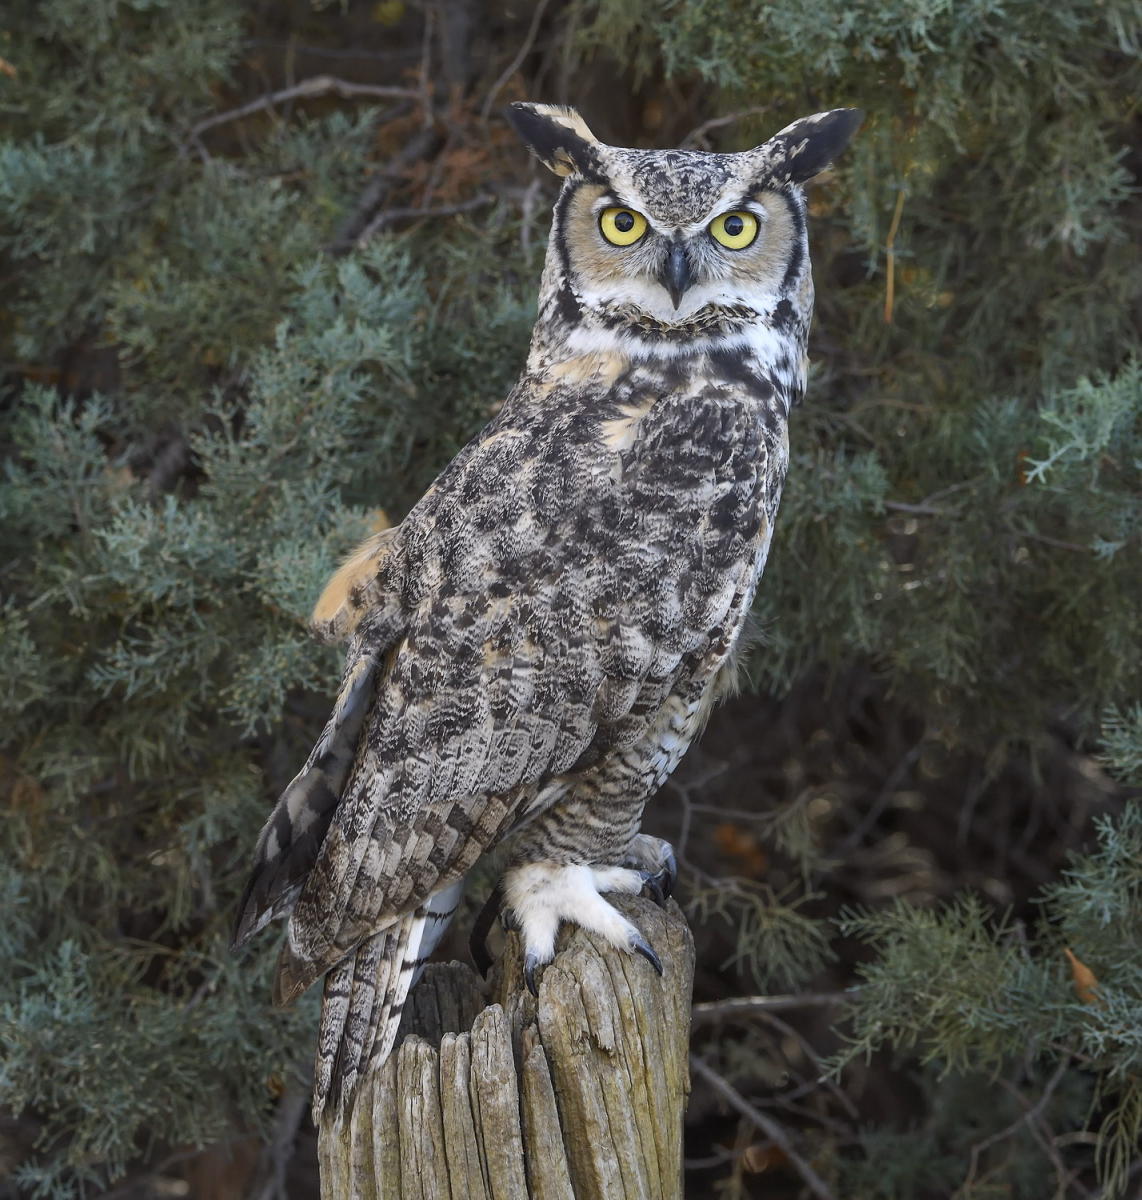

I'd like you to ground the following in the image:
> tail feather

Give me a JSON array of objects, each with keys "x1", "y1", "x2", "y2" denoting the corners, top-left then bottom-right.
[
  {"x1": 311, "y1": 949, "x2": 357, "y2": 1105},
  {"x1": 312, "y1": 928, "x2": 389, "y2": 1119},
  {"x1": 354, "y1": 928, "x2": 402, "y2": 1088},
  {"x1": 311, "y1": 878, "x2": 467, "y2": 1124}
]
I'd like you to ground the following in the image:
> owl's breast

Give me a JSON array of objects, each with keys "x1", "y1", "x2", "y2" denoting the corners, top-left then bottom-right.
[{"x1": 614, "y1": 384, "x2": 782, "y2": 549}]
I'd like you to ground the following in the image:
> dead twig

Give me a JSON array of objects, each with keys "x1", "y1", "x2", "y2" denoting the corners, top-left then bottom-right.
[
  {"x1": 251, "y1": 1086, "x2": 310, "y2": 1200},
  {"x1": 692, "y1": 992, "x2": 856, "y2": 1023},
  {"x1": 356, "y1": 193, "x2": 495, "y2": 245},
  {"x1": 883, "y1": 499, "x2": 947, "y2": 516},
  {"x1": 751, "y1": 1007, "x2": 860, "y2": 1122},
  {"x1": 519, "y1": 176, "x2": 544, "y2": 254},
  {"x1": 959, "y1": 1059, "x2": 1070, "y2": 1197},
  {"x1": 690, "y1": 1054, "x2": 837, "y2": 1200},
  {"x1": 480, "y1": 0, "x2": 551, "y2": 120},
  {"x1": 995, "y1": 1072, "x2": 1089, "y2": 1200},
  {"x1": 836, "y1": 740, "x2": 923, "y2": 853},
  {"x1": 881, "y1": 477, "x2": 987, "y2": 519},
  {"x1": 681, "y1": 106, "x2": 772, "y2": 150},
  {"x1": 327, "y1": 125, "x2": 441, "y2": 255},
  {"x1": 883, "y1": 188, "x2": 906, "y2": 324},
  {"x1": 417, "y1": 5, "x2": 436, "y2": 127},
  {"x1": 190, "y1": 76, "x2": 420, "y2": 138},
  {"x1": 1008, "y1": 526, "x2": 1091, "y2": 555},
  {"x1": 436, "y1": 0, "x2": 476, "y2": 90}
]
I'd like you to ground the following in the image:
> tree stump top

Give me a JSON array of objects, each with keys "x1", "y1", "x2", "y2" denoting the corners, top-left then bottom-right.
[{"x1": 319, "y1": 896, "x2": 695, "y2": 1200}]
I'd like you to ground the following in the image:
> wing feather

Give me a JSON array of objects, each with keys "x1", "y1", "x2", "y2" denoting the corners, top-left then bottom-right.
[
  {"x1": 267, "y1": 390, "x2": 769, "y2": 1011},
  {"x1": 232, "y1": 643, "x2": 382, "y2": 948}
]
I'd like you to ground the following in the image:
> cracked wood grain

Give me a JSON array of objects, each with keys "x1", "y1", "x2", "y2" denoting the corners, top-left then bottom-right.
[{"x1": 319, "y1": 896, "x2": 694, "y2": 1199}]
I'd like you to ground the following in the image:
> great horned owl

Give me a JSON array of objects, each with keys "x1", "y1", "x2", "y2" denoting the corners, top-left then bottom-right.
[{"x1": 233, "y1": 102, "x2": 861, "y2": 1122}]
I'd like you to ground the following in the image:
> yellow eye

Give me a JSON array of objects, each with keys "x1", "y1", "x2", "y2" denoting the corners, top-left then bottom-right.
[
  {"x1": 599, "y1": 206, "x2": 648, "y2": 246},
  {"x1": 709, "y1": 210, "x2": 759, "y2": 250}
]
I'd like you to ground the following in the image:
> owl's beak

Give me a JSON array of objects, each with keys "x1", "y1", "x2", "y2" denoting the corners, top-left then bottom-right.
[{"x1": 660, "y1": 242, "x2": 693, "y2": 309}]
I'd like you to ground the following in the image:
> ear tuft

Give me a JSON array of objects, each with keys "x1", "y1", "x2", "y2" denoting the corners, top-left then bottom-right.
[
  {"x1": 761, "y1": 108, "x2": 864, "y2": 185},
  {"x1": 505, "y1": 102, "x2": 602, "y2": 179}
]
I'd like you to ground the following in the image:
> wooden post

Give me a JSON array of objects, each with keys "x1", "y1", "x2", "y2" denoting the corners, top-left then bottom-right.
[{"x1": 318, "y1": 896, "x2": 695, "y2": 1199}]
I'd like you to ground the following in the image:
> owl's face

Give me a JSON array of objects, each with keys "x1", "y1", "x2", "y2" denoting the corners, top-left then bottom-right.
[
  {"x1": 556, "y1": 155, "x2": 802, "y2": 324},
  {"x1": 509, "y1": 104, "x2": 862, "y2": 355}
]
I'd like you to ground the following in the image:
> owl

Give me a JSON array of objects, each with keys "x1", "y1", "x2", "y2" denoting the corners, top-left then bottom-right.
[{"x1": 232, "y1": 101, "x2": 862, "y2": 1123}]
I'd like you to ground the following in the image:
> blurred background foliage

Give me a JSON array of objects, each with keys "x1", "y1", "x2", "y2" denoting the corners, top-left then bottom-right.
[{"x1": 0, "y1": 0, "x2": 1139, "y2": 1196}]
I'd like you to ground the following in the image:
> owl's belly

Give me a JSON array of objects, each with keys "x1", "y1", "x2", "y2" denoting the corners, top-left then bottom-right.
[{"x1": 621, "y1": 514, "x2": 775, "y2": 797}]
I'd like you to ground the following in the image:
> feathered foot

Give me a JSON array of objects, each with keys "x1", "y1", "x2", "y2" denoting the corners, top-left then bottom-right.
[{"x1": 501, "y1": 859, "x2": 671, "y2": 996}]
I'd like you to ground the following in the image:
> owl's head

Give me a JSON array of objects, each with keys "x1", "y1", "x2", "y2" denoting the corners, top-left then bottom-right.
[{"x1": 508, "y1": 103, "x2": 861, "y2": 359}]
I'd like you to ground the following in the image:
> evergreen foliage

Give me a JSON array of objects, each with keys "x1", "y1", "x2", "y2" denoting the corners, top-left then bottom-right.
[
  {"x1": 0, "y1": 0, "x2": 1138, "y2": 1195},
  {"x1": 835, "y1": 803, "x2": 1142, "y2": 1196}
]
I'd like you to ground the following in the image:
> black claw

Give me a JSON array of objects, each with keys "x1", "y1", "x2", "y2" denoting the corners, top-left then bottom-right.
[
  {"x1": 469, "y1": 881, "x2": 505, "y2": 976},
  {"x1": 660, "y1": 846, "x2": 678, "y2": 899},
  {"x1": 624, "y1": 840, "x2": 679, "y2": 907},
  {"x1": 632, "y1": 935, "x2": 664, "y2": 976},
  {"x1": 639, "y1": 870, "x2": 666, "y2": 906},
  {"x1": 524, "y1": 953, "x2": 541, "y2": 997}
]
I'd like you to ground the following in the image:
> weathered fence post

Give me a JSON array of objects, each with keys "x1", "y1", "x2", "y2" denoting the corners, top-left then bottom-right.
[{"x1": 318, "y1": 895, "x2": 695, "y2": 1199}]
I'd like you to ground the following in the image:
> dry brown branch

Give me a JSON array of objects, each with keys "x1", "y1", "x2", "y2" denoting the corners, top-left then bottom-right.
[
  {"x1": 883, "y1": 188, "x2": 907, "y2": 324},
  {"x1": 191, "y1": 76, "x2": 420, "y2": 137},
  {"x1": 959, "y1": 1059, "x2": 1071, "y2": 1197},
  {"x1": 480, "y1": 0, "x2": 552, "y2": 120},
  {"x1": 883, "y1": 499, "x2": 948, "y2": 516},
  {"x1": 689, "y1": 1053, "x2": 837, "y2": 1200},
  {"x1": 251, "y1": 1086, "x2": 310, "y2": 1200},
  {"x1": 691, "y1": 992, "x2": 855, "y2": 1023},
  {"x1": 750, "y1": 1007, "x2": 859, "y2": 1122},
  {"x1": 356, "y1": 193, "x2": 494, "y2": 246},
  {"x1": 680, "y1": 106, "x2": 772, "y2": 150},
  {"x1": 326, "y1": 126, "x2": 442, "y2": 256}
]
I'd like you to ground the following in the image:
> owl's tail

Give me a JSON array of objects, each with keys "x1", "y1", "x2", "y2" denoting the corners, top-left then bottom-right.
[{"x1": 309, "y1": 877, "x2": 466, "y2": 1124}]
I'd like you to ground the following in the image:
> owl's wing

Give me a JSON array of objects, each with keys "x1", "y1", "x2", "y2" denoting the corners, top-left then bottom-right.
[
  {"x1": 276, "y1": 383, "x2": 758, "y2": 988},
  {"x1": 231, "y1": 618, "x2": 404, "y2": 950},
  {"x1": 231, "y1": 520, "x2": 408, "y2": 950},
  {"x1": 277, "y1": 566, "x2": 620, "y2": 1002},
  {"x1": 279, "y1": 551, "x2": 638, "y2": 1123}
]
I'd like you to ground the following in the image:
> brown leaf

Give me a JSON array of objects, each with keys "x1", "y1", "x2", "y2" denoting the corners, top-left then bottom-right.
[
  {"x1": 742, "y1": 1142, "x2": 789, "y2": 1173},
  {"x1": 1064, "y1": 947, "x2": 1099, "y2": 1004},
  {"x1": 713, "y1": 822, "x2": 768, "y2": 876}
]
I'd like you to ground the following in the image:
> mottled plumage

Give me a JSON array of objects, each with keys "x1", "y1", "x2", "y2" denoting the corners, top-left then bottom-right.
[{"x1": 233, "y1": 101, "x2": 861, "y2": 1123}]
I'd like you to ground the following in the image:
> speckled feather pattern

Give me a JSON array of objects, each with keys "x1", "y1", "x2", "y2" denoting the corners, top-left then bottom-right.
[{"x1": 232, "y1": 101, "x2": 861, "y2": 1124}]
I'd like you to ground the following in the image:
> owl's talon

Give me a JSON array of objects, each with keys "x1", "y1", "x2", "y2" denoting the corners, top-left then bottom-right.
[
  {"x1": 639, "y1": 870, "x2": 666, "y2": 906},
  {"x1": 658, "y1": 845, "x2": 678, "y2": 899},
  {"x1": 631, "y1": 933, "x2": 664, "y2": 976},
  {"x1": 504, "y1": 859, "x2": 671, "y2": 991},
  {"x1": 623, "y1": 836, "x2": 678, "y2": 905},
  {"x1": 524, "y1": 952, "x2": 543, "y2": 997}
]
